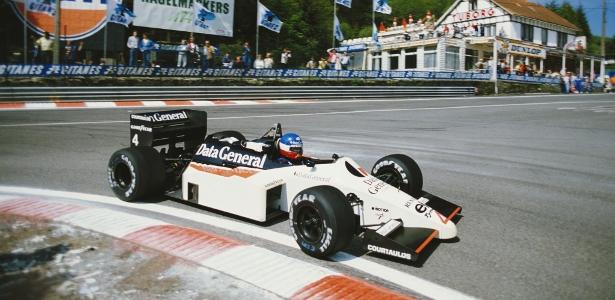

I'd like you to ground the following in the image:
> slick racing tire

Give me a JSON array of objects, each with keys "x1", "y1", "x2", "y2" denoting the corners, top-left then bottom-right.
[
  {"x1": 371, "y1": 154, "x2": 423, "y2": 198},
  {"x1": 206, "y1": 131, "x2": 246, "y2": 143},
  {"x1": 290, "y1": 186, "x2": 355, "y2": 258},
  {"x1": 107, "y1": 147, "x2": 166, "y2": 202}
]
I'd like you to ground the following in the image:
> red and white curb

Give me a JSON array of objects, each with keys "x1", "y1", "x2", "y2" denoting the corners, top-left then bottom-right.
[
  {"x1": 0, "y1": 195, "x2": 412, "y2": 299},
  {"x1": 0, "y1": 99, "x2": 315, "y2": 111}
]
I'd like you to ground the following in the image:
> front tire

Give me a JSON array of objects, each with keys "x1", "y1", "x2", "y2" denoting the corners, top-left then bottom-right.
[
  {"x1": 107, "y1": 147, "x2": 166, "y2": 202},
  {"x1": 290, "y1": 186, "x2": 355, "y2": 258},
  {"x1": 371, "y1": 154, "x2": 423, "y2": 198}
]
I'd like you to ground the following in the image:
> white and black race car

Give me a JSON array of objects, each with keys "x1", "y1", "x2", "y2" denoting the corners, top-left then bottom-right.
[{"x1": 108, "y1": 109, "x2": 462, "y2": 262}]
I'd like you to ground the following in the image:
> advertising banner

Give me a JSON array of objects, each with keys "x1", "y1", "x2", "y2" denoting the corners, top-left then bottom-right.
[
  {"x1": 134, "y1": 0, "x2": 234, "y2": 37},
  {"x1": 7, "y1": 0, "x2": 107, "y2": 41}
]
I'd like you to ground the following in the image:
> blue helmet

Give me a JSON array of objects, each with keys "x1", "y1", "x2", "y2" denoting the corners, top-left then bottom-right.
[{"x1": 279, "y1": 133, "x2": 303, "y2": 159}]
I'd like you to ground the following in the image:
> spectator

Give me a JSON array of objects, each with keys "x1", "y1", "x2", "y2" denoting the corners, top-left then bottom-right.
[
  {"x1": 280, "y1": 48, "x2": 291, "y2": 68},
  {"x1": 75, "y1": 41, "x2": 85, "y2": 64},
  {"x1": 139, "y1": 33, "x2": 155, "y2": 67},
  {"x1": 30, "y1": 35, "x2": 39, "y2": 63},
  {"x1": 222, "y1": 52, "x2": 232, "y2": 68},
  {"x1": 35, "y1": 32, "x2": 54, "y2": 64},
  {"x1": 177, "y1": 39, "x2": 188, "y2": 68},
  {"x1": 392, "y1": 16, "x2": 398, "y2": 27},
  {"x1": 318, "y1": 57, "x2": 327, "y2": 69},
  {"x1": 305, "y1": 57, "x2": 316, "y2": 69},
  {"x1": 264, "y1": 52, "x2": 274, "y2": 68},
  {"x1": 126, "y1": 31, "x2": 139, "y2": 66},
  {"x1": 562, "y1": 72, "x2": 571, "y2": 93},
  {"x1": 340, "y1": 52, "x2": 350, "y2": 70},
  {"x1": 63, "y1": 40, "x2": 77, "y2": 64},
  {"x1": 242, "y1": 42, "x2": 252, "y2": 69},
  {"x1": 254, "y1": 54, "x2": 265, "y2": 69},
  {"x1": 187, "y1": 38, "x2": 199, "y2": 67},
  {"x1": 326, "y1": 48, "x2": 338, "y2": 69},
  {"x1": 201, "y1": 40, "x2": 215, "y2": 69},
  {"x1": 232, "y1": 56, "x2": 244, "y2": 69}
]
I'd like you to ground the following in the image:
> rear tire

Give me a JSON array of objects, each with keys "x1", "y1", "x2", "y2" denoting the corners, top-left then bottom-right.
[
  {"x1": 107, "y1": 147, "x2": 166, "y2": 202},
  {"x1": 290, "y1": 186, "x2": 355, "y2": 258},
  {"x1": 371, "y1": 154, "x2": 423, "y2": 198}
]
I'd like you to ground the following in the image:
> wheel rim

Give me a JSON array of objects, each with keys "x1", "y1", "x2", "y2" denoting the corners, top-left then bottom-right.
[
  {"x1": 376, "y1": 170, "x2": 403, "y2": 189},
  {"x1": 113, "y1": 162, "x2": 132, "y2": 189},
  {"x1": 296, "y1": 205, "x2": 324, "y2": 243}
]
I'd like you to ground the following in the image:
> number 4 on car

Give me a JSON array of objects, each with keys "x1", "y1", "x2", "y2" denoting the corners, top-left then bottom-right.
[{"x1": 107, "y1": 109, "x2": 462, "y2": 263}]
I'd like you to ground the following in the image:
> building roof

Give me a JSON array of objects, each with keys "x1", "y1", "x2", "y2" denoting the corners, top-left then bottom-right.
[{"x1": 493, "y1": 0, "x2": 579, "y2": 31}]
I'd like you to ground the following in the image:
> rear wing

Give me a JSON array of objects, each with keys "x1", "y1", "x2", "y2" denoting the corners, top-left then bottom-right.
[{"x1": 129, "y1": 109, "x2": 207, "y2": 153}]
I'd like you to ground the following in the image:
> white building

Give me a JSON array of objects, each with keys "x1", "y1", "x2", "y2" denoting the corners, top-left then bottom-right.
[{"x1": 342, "y1": 0, "x2": 605, "y2": 81}]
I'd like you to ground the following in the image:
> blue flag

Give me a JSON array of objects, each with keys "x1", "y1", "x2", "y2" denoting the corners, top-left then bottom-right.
[
  {"x1": 257, "y1": 2, "x2": 283, "y2": 33},
  {"x1": 372, "y1": 23, "x2": 379, "y2": 43},
  {"x1": 336, "y1": 0, "x2": 352, "y2": 8},
  {"x1": 107, "y1": 0, "x2": 136, "y2": 27},
  {"x1": 373, "y1": 0, "x2": 392, "y2": 15},
  {"x1": 334, "y1": 15, "x2": 344, "y2": 41}
]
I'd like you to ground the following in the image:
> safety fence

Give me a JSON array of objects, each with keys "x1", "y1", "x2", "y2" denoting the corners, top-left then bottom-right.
[{"x1": 0, "y1": 64, "x2": 562, "y2": 85}]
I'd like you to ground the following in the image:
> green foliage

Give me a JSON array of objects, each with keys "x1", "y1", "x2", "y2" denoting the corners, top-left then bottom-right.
[{"x1": 229, "y1": 0, "x2": 455, "y2": 68}]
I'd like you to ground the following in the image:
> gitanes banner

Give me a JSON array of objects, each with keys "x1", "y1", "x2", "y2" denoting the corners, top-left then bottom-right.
[{"x1": 134, "y1": 0, "x2": 234, "y2": 37}]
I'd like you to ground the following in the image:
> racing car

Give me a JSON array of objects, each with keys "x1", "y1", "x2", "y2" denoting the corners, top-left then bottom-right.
[{"x1": 107, "y1": 109, "x2": 462, "y2": 262}]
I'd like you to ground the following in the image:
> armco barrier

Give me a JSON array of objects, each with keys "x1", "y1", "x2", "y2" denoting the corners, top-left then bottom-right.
[
  {"x1": 0, "y1": 64, "x2": 560, "y2": 85},
  {"x1": 0, "y1": 86, "x2": 476, "y2": 101}
]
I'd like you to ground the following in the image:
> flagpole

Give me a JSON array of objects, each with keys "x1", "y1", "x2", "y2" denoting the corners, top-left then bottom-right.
[
  {"x1": 256, "y1": 0, "x2": 260, "y2": 57},
  {"x1": 332, "y1": 1, "x2": 336, "y2": 48},
  {"x1": 23, "y1": 2, "x2": 27, "y2": 64}
]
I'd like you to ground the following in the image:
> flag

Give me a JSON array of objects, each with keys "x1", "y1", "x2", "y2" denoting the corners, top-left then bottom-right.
[
  {"x1": 107, "y1": 0, "x2": 136, "y2": 27},
  {"x1": 257, "y1": 2, "x2": 283, "y2": 33},
  {"x1": 336, "y1": 0, "x2": 352, "y2": 8},
  {"x1": 26, "y1": 0, "x2": 56, "y2": 16},
  {"x1": 373, "y1": 0, "x2": 392, "y2": 15},
  {"x1": 193, "y1": 1, "x2": 216, "y2": 30},
  {"x1": 334, "y1": 14, "x2": 344, "y2": 41},
  {"x1": 372, "y1": 22, "x2": 379, "y2": 43}
]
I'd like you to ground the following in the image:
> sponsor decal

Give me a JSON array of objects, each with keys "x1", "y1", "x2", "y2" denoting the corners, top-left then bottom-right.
[
  {"x1": 292, "y1": 171, "x2": 331, "y2": 183},
  {"x1": 452, "y1": 7, "x2": 497, "y2": 22},
  {"x1": 363, "y1": 177, "x2": 389, "y2": 194},
  {"x1": 508, "y1": 43, "x2": 546, "y2": 59},
  {"x1": 151, "y1": 111, "x2": 188, "y2": 122},
  {"x1": 130, "y1": 124, "x2": 153, "y2": 132},
  {"x1": 265, "y1": 179, "x2": 283, "y2": 188},
  {"x1": 367, "y1": 244, "x2": 413, "y2": 260},
  {"x1": 196, "y1": 144, "x2": 267, "y2": 168},
  {"x1": 371, "y1": 206, "x2": 389, "y2": 220},
  {"x1": 372, "y1": 160, "x2": 408, "y2": 184},
  {"x1": 130, "y1": 114, "x2": 152, "y2": 122},
  {"x1": 8, "y1": 0, "x2": 107, "y2": 41},
  {"x1": 190, "y1": 163, "x2": 259, "y2": 178}
]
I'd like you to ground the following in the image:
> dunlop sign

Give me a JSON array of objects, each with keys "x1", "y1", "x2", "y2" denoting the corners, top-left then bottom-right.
[
  {"x1": 508, "y1": 43, "x2": 546, "y2": 59},
  {"x1": 134, "y1": 0, "x2": 234, "y2": 37}
]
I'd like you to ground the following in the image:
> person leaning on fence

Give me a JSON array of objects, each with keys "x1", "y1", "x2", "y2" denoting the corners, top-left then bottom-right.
[
  {"x1": 64, "y1": 40, "x2": 77, "y2": 64},
  {"x1": 340, "y1": 52, "x2": 350, "y2": 70},
  {"x1": 36, "y1": 32, "x2": 54, "y2": 64},
  {"x1": 126, "y1": 31, "x2": 139, "y2": 67},
  {"x1": 222, "y1": 52, "x2": 232, "y2": 68},
  {"x1": 232, "y1": 56, "x2": 244, "y2": 69},
  {"x1": 254, "y1": 54, "x2": 265, "y2": 69},
  {"x1": 305, "y1": 57, "x2": 316, "y2": 69},
  {"x1": 280, "y1": 48, "x2": 291, "y2": 68},
  {"x1": 326, "y1": 48, "x2": 338, "y2": 69},
  {"x1": 264, "y1": 52, "x2": 274, "y2": 68},
  {"x1": 177, "y1": 39, "x2": 188, "y2": 68},
  {"x1": 139, "y1": 34, "x2": 155, "y2": 67},
  {"x1": 242, "y1": 42, "x2": 252, "y2": 70},
  {"x1": 202, "y1": 40, "x2": 215, "y2": 69},
  {"x1": 187, "y1": 38, "x2": 199, "y2": 67}
]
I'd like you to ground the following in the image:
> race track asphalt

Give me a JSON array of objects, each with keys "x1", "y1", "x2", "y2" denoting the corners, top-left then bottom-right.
[{"x1": 1, "y1": 93, "x2": 614, "y2": 299}]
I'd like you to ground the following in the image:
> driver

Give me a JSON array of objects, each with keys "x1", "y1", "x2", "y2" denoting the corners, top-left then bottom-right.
[{"x1": 277, "y1": 133, "x2": 304, "y2": 165}]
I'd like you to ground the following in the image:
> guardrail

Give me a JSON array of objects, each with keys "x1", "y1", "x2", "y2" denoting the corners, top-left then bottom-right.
[{"x1": 0, "y1": 86, "x2": 476, "y2": 102}]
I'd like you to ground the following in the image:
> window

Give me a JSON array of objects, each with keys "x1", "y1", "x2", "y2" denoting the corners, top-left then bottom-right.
[
  {"x1": 557, "y1": 32, "x2": 568, "y2": 48},
  {"x1": 465, "y1": 49, "x2": 479, "y2": 71},
  {"x1": 372, "y1": 52, "x2": 382, "y2": 70},
  {"x1": 541, "y1": 28, "x2": 548, "y2": 45},
  {"x1": 521, "y1": 23, "x2": 533, "y2": 42},
  {"x1": 404, "y1": 48, "x2": 417, "y2": 69},
  {"x1": 445, "y1": 46, "x2": 460, "y2": 70},
  {"x1": 423, "y1": 46, "x2": 437, "y2": 69},
  {"x1": 389, "y1": 50, "x2": 400, "y2": 70},
  {"x1": 469, "y1": 0, "x2": 478, "y2": 10}
]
